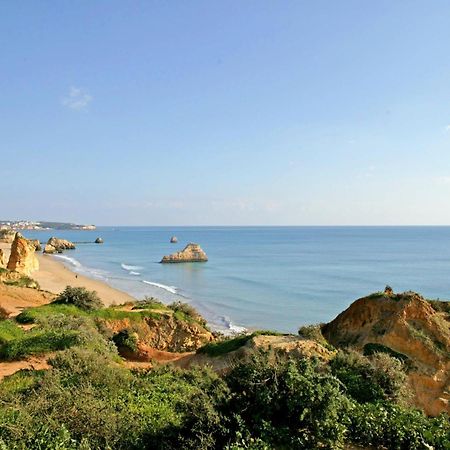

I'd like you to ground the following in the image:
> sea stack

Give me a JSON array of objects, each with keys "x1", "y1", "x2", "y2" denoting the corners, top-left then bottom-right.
[
  {"x1": 95, "y1": 237, "x2": 104, "y2": 244},
  {"x1": 7, "y1": 233, "x2": 39, "y2": 276},
  {"x1": 170, "y1": 236, "x2": 178, "y2": 243},
  {"x1": 161, "y1": 243, "x2": 208, "y2": 263}
]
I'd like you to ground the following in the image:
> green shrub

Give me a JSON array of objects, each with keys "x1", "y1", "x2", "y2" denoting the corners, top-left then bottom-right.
[
  {"x1": 112, "y1": 329, "x2": 139, "y2": 353},
  {"x1": 0, "y1": 320, "x2": 24, "y2": 345},
  {"x1": 330, "y1": 349, "x2": 409, "y2": 404},
  {"x1": 3, "y1": 275, "x2": 40, "y2": 289},
  {"x1": 52, "y1": 286, "x2": 103, "y2": 311},
  {"x1": 427, "y1": 299, "x2": 450, "y2": 315},
  {"x1": 168, "y1": 301, "x2": 207, "y2": 326},
  {"x1": 225, "y1": 351, "x2": 351, "y2": 448}
]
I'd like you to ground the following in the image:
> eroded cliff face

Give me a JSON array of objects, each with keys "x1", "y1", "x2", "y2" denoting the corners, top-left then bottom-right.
[
  {"x1": 161, "y1": 243, "x2": 208, "y2": 263},
  {"x1": 7, "y1": 234, "x2": 39, "y2": 276},
  {"x1": 322, "y1": 290, "x2": 450, "y2": 416},
  {"x1": 102, "y1": 312, "x2": 214, "y2": 353}
]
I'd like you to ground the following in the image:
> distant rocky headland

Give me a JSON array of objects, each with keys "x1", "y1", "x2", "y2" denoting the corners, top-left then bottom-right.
[{"x1": 0, "y1": 220, "x2": 96, "y2": 231}]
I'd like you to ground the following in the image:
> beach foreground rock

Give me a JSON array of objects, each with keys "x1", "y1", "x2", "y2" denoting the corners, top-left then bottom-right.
[
  {"x1": 7, "y1": 233, "x2": 39, "y2": 276},
  {"x1": 45, "y1": 237, "x2": 76, "y2": 253},
  {"x1": 160, "y1": 243, "x2": 208, "y2": 263},
  {"x1": 322, "y1": 289, "x2": 450, "y2": 416}
]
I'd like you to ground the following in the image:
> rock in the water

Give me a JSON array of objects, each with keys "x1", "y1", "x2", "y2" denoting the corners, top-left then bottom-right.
[
  {"x1": 7, "y1": 233, "x2": 39, "y2": 276},
  {"x1": 161, "y1": 243, "x2": 208, "y2": 263},
  {"x1": 0, "y1": 249, "x2": 6, "y2": 268},
  {"x1": 46, "y1": 237, "x2": 76, "y2": 252},
  {"x1": 94, "y1": 237, "x2": 104, "y2": 244},
  {"x1": 43, "y1": 244, "x2": 57, "y2": 254},
  {"x1": 0, "y1": 229, "x2": 16, "y2": 243},
  {"x1": 170, "y1": 236, "x2": 178, "y2": 243}
]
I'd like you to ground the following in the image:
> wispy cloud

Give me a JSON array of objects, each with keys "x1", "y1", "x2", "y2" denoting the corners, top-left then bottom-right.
[
  {"x1": 434, "y1": 176, "x2": 450, "y2": 185},
  {"x1": 444, "y1": 125, "x2": 450, "y2": 133},
  {"x1": 61, "y1": 86, "x2": 92, "y2": 111}
]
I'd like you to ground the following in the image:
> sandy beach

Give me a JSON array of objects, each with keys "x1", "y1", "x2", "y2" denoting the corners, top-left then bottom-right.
[{"x1": 0, "y1": 242, "x2": 136, "y2": 307}]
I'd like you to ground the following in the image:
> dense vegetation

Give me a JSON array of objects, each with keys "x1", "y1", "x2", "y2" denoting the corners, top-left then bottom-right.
[{"x1": 0, "y1": 288, "x2": 448, "y2": 449}]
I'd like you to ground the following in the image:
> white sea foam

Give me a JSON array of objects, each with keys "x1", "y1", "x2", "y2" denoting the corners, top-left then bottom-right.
[
  {"x1": 213, "y1": 315, "x2": 247, "y2": 335},
  {"x1": 142, "y1": 280, "x2": 177, "y2": 294},
  {"x1": 53, "y1": 255, "x2": 107, "y2": 280},
  {"x1": 54, "y1": 254, "x2": 83, "y2": 269},
  {"x1": 129, "y1": 271, "x2": 140, "y2": 276},
  {"x1": 121, "y1": 263, "x2": 143, "y2": 271}
]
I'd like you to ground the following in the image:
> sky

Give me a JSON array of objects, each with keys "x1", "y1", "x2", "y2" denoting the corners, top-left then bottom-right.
[{"x1": 1, "y1": 1, "x2": 450, "y2": 225}]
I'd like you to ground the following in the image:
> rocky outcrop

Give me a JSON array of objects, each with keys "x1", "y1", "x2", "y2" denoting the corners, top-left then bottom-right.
[
  {"x1": 0, "y1": 249, "x2": 6, "y2": 268},
  {"x1": 161, "y1": 243, "x2": 208, "y2": 263},
  {"x1": 103, "y1": 312, "x2": 214, "y2": 353},
  {"x1": 45, "y1": 237, "x2": 76, "y2": 253},
  {"x1": 0, "y1": 229, "x2": 16, "y2": 243},
  {"x1": 7, "y1": 233, "x2": 39, "y2": 276},
  {"x1": 94, "y1": 237, "x2": 104, "y2": 244},
  {"x1": 170, "y1": 236, "x2": 178, "y2": 243},
  {"x1": 322, "y1": 290, "x2": 450, "y2": 416},
  {"x1": 43, "y1": 244, "x2": 57, "y2": 254},
  {"x1": 29, "y1": 239, "x2": 42, "y2": 251}
]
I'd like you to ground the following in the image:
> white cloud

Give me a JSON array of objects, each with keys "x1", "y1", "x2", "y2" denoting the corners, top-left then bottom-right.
[
  {"x1": 61, "y1": 86, "x2": 92, "y2": 111},
  {"x1": 445, "y1": 125, "x2": 450, "y2": 132},
  {"x1": 434, "y1": 176, "x2": 450, "y2": 185}
]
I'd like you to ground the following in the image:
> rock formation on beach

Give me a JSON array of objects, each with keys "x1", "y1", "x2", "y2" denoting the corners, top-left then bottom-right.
[
  {"x1": 29, "y1": 239, "x2": 42, "y2": 251},
  {"x1": 6, "y1": 233, "x2": 39, "y2": 276},
  {"x1": 0, "y1": 249, "x2": 6, "y2": 268},
  {"x1": 170, "y1": 236, "x2": 178, "y2": 243},
  {"x1": 94, "y1": 237, "x2": 104, "y2": 244},
  {"x1": 44, "y1": 237, "x2": 76, "y2": 253},
  {"x1": 322, "y1": 289, "x2": 450, "y2": 416},
  {"x1": 160, "y1": 243, "x2": 208, "y2": 263}
]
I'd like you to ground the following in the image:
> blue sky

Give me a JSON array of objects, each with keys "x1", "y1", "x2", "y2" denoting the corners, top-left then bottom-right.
[{"x1": 1, "y1": 1, "x2": 450, "y2": 225}]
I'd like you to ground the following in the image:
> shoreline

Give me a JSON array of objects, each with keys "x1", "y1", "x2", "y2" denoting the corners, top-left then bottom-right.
[
  {"x1": 1, "y1": 241, "x2": 137, "y2": 307},
  {"x1": 34, "y1": 253, "x2": 137, "y2": 306}
]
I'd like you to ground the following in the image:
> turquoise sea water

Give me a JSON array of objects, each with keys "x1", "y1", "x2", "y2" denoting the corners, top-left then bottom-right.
[{"x1": 22, "y1": 226, "x2": 450, "y2": 333}]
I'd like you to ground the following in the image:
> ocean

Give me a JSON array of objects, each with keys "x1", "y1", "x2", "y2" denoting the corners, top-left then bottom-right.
[{"x1": 22, "y1": 226, "x2": 450, "y2": 333}]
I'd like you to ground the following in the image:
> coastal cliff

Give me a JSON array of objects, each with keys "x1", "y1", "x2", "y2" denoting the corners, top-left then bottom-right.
[{"x1": 322, "y1": 289, "x2": 450, "y2": 416}]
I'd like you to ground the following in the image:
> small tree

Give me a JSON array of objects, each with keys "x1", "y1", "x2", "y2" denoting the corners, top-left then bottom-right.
[{"x1": 52, "y1": 286, "x2": 103, "y2": 311}]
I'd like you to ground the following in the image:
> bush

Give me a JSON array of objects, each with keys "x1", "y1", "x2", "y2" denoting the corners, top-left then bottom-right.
[
  {"x1": 168, "y1": 301, "x2": 206, "y2": 326},
  {"x1": 330, "y1": 349, "x2": 409, "y2": 404},
  {"x1": 298, "y1": 323, "x2": 334, "y2": 350},
  {"x1": 225, "y1": 351, "x2": 351, "y2": 448},
  {"x1": 112, "y1": 329, "x2": 139, "y2": 353},
  {"x1": 52, "y1": 286, "x2": 103, "y2": 311}
]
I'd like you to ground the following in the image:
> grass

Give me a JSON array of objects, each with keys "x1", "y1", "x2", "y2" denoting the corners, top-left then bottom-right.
[
  {"x1": 3, "y1": 276, "x2": 40, "y2": 289},
  {"x1": 16, "y1": 303, "x2": 162, "y2": 325},
  {"x1": 0, "y1": 330, "x2": 80, "y2": 360},
  {"x1": 0, "y1": 320, "x2": 24, "y2": 344},
  {"x1": 197, "y1": 330, "x2": 285, "y2": 357},
  {"x1": 131, "y1": 297, "x2": 169, "y2": 311},
  {"x1": 0, "y1": 319, "x2": 81, "y2": 361}
]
